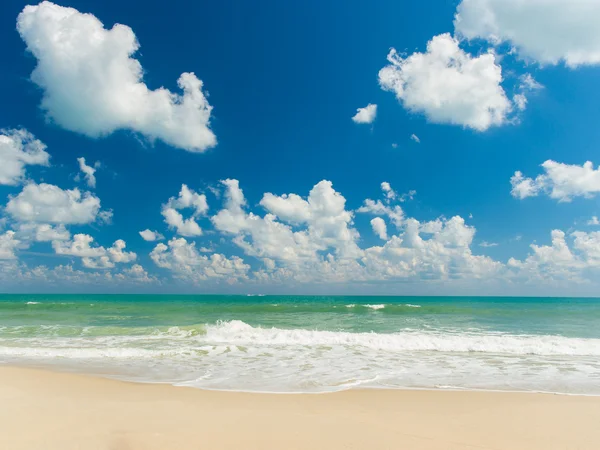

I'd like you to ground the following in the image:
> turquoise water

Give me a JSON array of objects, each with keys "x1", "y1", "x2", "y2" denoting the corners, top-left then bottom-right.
[{"x1": 1, "y1": 294, "x2": 599, "y2": 394}]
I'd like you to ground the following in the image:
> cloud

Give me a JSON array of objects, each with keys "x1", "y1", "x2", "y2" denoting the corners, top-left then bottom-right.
[
  {"x1": 212, "y1": 179, "x2": 362, "y2": 266},
  {"x1": 378, "y1": 33, "x2": 512, "y2": 131},
  {"x1": 511, "y1": 161, "x2": 600, "y2": 202},
  {"x1": 17, "y1": 1, "x2": 216, "y2": 152},
  {"x1": 0, "y1": 262, "x2": 157, "y2": 288},
  {"x1": 139, "y1": 229, "x2": 165, "y2": 242},
  {"x1": 455, "y1": 0, "x2": 600, "y2": 67},
  {"x1": 507, "y1": 229, "x2": 600, "y2": 282},
  {"x1": 479, "y1": 241, "x2": 498, "y2": 248},
  {"x1": 0, "y1": 129, "x2": 50, "y2": 186},
  {"x1": 351, "y1": 104, "x2": 377, "y2": 124},
  {"x1": 588, "y1": 216, "x2": 600, "y2": 226},
  {"x1": 0, "y1": 232, "x2": 20, "y2": 260},
  {"x1": 53, "y1": 234, "x2": 136, "y2": 269},
  {"x1": 15, "y1": 223, "x2": 70, "y2": 242},
  {"x1": 380, "y1": 182, "x2": 396, "y2": 201},
  {"x1": 161, "y1": 184, "x2": 208, "y2": 237},
  {"x1": 370, "y1": 217, "x2": 388, "y2": 240},
  {"x1": 356, "y1": 182, "x2": 405, "y2": 227},
  {"x1": 150, "y1": 237, "x2": 249, "y2": 283},
  {"x1": 76, "y1": 157, "x2": 98, "y2": 188},
  {"x1": 5, "y1": 183, "x2": 103, "y2": 224},
  {"x1": 410, "y1": 134, "x2": 420, "y2": 143}
]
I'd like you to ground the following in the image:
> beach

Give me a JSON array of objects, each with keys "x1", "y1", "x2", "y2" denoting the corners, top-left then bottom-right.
[{"x1": 1, "y1": 366, "x2": 599, "y2": 450}]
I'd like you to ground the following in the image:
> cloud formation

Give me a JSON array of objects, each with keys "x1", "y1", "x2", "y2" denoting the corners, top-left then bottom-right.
[
  {"x1": 0, "y1": 129, "x2": 50, "y2": 186},
  {"x1": 139, "y1": 229, "x2": 165, "y2": 242},
  {"x1": 17, "y1": 1, "x2": 216, "y2": 152},
  {"x1": 351, "y1": 104, "x2": 377, "y2": 124},
  {"x1": 77, "y1": 157, "x2": 98, "y2": 188},
  {"x1": 378, "y1": 33, "x2": 513, "y2": 131},
  {"x1": 5, "y1": 183, "x2": 103, "y2": 224},
  {"x1": 511, "y1": 160, "x2": 600, "y2": 202},
  {"x1": 455, "y1": 0, "x2": 600, "y2": 67},
  {"x1": 161, "y1": 185, "x2": 208, "y2": 237}
]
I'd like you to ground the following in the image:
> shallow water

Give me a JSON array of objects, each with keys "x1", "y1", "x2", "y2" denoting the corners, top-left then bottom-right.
[{"x1": 1, "y1": 294, "x2": 599, "y2": 394}]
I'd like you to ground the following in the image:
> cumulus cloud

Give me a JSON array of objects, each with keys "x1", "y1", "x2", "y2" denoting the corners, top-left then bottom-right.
[
  {"x1": 507, "y1": 229, "x2": 600, "y2": 282},
  {"x1": 0, "y1": 262, "x2": 157, "y2": 287},
  {"x1": 53, "y1": 234, "x2": 136, "y2": 269},
  {"x1": 588, "y1": 216, "x2": 600, "y2": 226},
  {"x1": 139, "y1": 229, "x2": 165, "y2": 241},
  {"x1": 0, "y1": 129, "x2": 50, "y2": 185},
  {"x1": 410, "y1": 134, "x2": 420, "y2": 143},
  {"x1": 378, "y1": 33, "x2": 512, "y2": 131},
  {"x1": 511, "y1": 160, "x2": 600, "y2": 202},
  {"x1": 150, "y1": 237, "x2": 249, "y2": 283},
  {"x1": 17, "y1": 1, "x2": 216, "y2": 152},
  {"x1": 76, "y1": 157, "x2": 99, "y2": 188},
  {"x1": 351, "y1": 103, "x2": 377, "y2": 124},
  {"x1": 370, "y1": 217, "x2": 388, "y2": 240},
  {"x1": 16, "y1": 223, "x2": 70, "y2": 242},
  {"x1": 455, "y1": 0, "x2": 600, "y2": 67},
  {"x1": 161, "y1": 185, "x2": 208, "y2": 237},
  {"x1": 380, "y1": 182, "x2": 396, "y2": 201},
  {"x1": 0, "y1": 232, "x2": 20, "y2": 260},
  {"x1": 211, "y1": 179, "x2": 362, "y2": 267},
  {"x1": 5, "y1": 183, "x2": 103, "y2": 224},
  {"x1": 356, "y1": 182, "x2": 406, "y2": 227}
]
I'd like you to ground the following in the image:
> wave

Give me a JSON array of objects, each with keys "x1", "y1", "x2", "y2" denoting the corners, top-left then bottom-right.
[
  {"x1": 199, "y1": 320, "x2": 600, "y2": 356},
  {"x1": 2, "y1": 320, "x2": 600, "y2": 359}
]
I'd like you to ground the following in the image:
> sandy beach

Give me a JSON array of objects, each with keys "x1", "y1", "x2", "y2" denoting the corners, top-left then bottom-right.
[{"x1": 0, "y1": 367, "x2": 598, "y2": 450}]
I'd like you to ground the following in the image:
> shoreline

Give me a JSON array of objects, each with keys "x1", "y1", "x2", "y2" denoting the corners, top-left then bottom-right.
[
  {"x1": 7, "y1": 361, "x2": 600, "y2": 397},
  {"x1": 1, "y1": 365, "x2": 600, "y2": 449}
]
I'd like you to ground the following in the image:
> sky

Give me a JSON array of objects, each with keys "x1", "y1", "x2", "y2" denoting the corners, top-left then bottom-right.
[{"x1": 2, "y1": 0, "x2": 600, "y2": 295}]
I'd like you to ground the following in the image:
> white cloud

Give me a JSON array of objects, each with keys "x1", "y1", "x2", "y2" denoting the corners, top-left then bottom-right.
[
  {"x1": 378, "y1": 33, "x2": 512, "y2": 131},
  {"x1": 455, "y1": 0, "x2": 600, "y2": 67},
  {"x1": 77, "y1": 157, "x2": 98, "y2": 188},
  {"x1": 212, "y1": 179, "x2": 362, "y2": 267},
  {"x1": 0, "y1": 231, "x2": 20, "y2": 260},
  {"x1": 479, "y1": 241, "x2": 498, "y2": 248},
  {"x1": 370, "y1": 217, "x2": 388, "y2": 240},
  {"x1": 507, "y1": 229, "x2": 600, "y2": 282},
  {"x1": 17, "y1": 2, "x2": 216, "y2": 152},
  {"x1": 139, "y1": 229, "x2": 165, "y2": 241},
  {"x1": 588, "y1": 216, "x2": 600, "y2": 226},
  {"x1": 161, "y1": 184, "x2": 208, "y2": 237},
  {"x1": 380, "y1": 182, "x2": 396, "y2": 200},
  {"x1": 356, "y1": 182, "x2": 406, "y2": 227},
  {"x1": 150, "y1": 237, "x2": 249, "y2": 283},
  {"x1": 5, "y1": 183, "x2": 102, "y2": 224},
  {"x1": 0, "y1": 262, "x2": 157, "y2": 287},
  {"x1": 513, "y1": 74, "x2": 543, "y2": 112},
  {"x1": 351, "y1": 104, "x2": 377, "y2": 124},
  {"x1": 410, "y1": 134, "x2": 420, "y2": 143},
  {"x1": 53, "y1": 234, "x2": 136, "y2": 269},
  {"x1": 0, "y1": 129, "x2": 50, "y2": 185},
  {"x1": 511, "y1": 161, "x2": 600, "y2": 202},
  {"x1": 16, "y1": 223, "x2": 70, "y2": 242}
]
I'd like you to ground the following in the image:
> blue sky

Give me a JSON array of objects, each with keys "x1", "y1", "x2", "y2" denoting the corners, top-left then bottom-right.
[{"x1": 2, "y1": 0, "x2": 600, "y2": 295}]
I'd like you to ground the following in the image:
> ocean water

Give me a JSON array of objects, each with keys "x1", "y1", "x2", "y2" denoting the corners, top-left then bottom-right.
[{"x1": 0, "y1": 294, "x2": 599, "y2": 394}]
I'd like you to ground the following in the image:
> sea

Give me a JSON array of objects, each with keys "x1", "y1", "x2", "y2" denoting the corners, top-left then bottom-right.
[{"x1": 0, "y1": 294, "x2": 599, "y2": 395}]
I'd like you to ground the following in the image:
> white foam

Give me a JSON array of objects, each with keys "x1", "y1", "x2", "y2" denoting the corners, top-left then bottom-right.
[
  {"x1": 405, "y1": 304, "x2": 421, "y2": 308},
  {"x1": 26, "y1": 302, "x2": 40, "y2": 305},
  {"x1": 2, "y1": 320, "x2": 600, "y2": 395}
]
